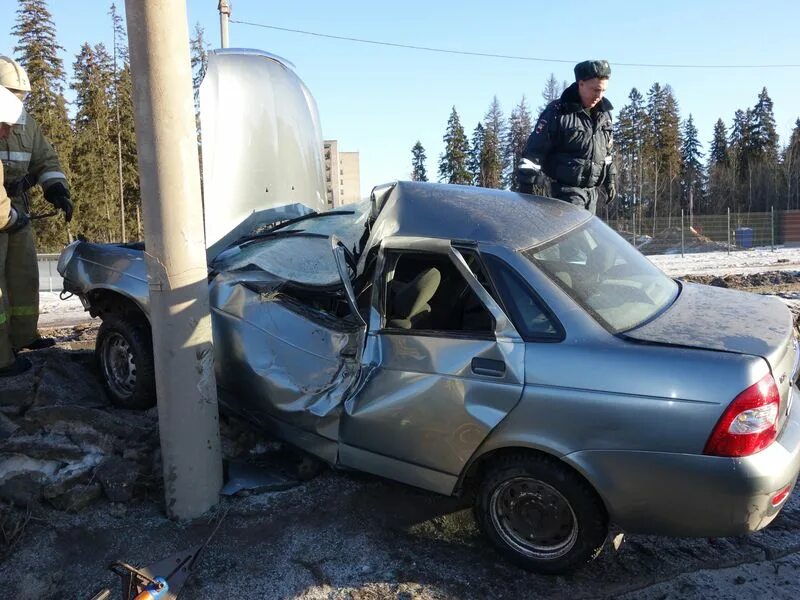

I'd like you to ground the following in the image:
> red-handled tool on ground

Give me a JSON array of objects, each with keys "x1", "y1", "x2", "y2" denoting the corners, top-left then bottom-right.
[{"x1": 87, "y1": 511, "x2": 226, "y2": 600}]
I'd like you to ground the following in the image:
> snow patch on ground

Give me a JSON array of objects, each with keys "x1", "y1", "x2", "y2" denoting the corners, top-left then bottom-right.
[
  {"x1": 39, "y1": 292, "x2": 93, "y2": 327},
  {"x1": 649, "y1": 245, "x2": 800, "y2": 277},
  {"x1": 37, "y1": 245, "x2": 800, "y2": 326}
]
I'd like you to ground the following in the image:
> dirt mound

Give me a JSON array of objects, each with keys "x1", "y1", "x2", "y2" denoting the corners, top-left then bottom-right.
[
  {"x1": 680, "y1": 270, "x2": 800, "y2": 290},
  {"x1": 640, "y1": 225, "x2": 731, "y2": 255},
  {"x1": 680, "y1": 270, "x2": 800, "y2": 329}
]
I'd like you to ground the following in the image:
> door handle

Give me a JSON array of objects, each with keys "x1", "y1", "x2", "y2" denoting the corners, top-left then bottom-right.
[{"x1": 471, "y1": 357, "x2": 506, "y2": 377}]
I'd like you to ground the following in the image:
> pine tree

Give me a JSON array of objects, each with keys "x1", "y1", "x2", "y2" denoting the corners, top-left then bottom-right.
[
  {"x1": 783, "y1": 119, "x2": 800, "y2": 209},
  {"x1": 70, "y1": 43, "x2": 118, "y2": 243},
  {"x1": 410, "y1": 141, "x2": 428, "y2": 182},
  {"x1": 709, "y1": 119, "x2": 729, "y2": 166},
  {"x1": 12, "y1": 0, "x2": 73, "y2": 251},
  {"x1": 190, "y1": 23, "x2": 210, "y2": 121},
  {"x1": 479, "y1": 96, "x2": 506, "y2": 189},
  {"x1": 680, "y1": 114, "x2": 703, "y2": 215},
  {"x1": 539, "y1": 73, "x2": 562, "y2": 112},
  {"x1": 645, "y1": 83, "x2": 682, "y2": 223},
  {"x1": 746, "y1": 88, "x2": 780, "y2": 211},
  {"x1": 613, "y1": 88, "x2": 649, "y2": 217},
  {"x1": 749, "y1": 87, "x2": 779, "y2": 162},
  {"x1": 706, "y1": 118, "x2": 731, "y2": 213},
  {"x1": 109, "y1": 2, "x2": 137, "y2": 241},
  {"x1": 468, "y1": 123, "x2": 484, "y2": 186},
  {"x1": 438, "y1": 107, "x2": 471, "y2": 184},
  {"x1": 505, "y1": 96, "x2": 532, "y2": 190},
  {"x1": 661, "y1": 87, "x2": 683, "y2": 220}
]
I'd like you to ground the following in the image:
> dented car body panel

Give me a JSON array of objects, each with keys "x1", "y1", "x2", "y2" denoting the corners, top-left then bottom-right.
[{"x1": 59, "y1": 180, "x2": 800, "y2": 538}]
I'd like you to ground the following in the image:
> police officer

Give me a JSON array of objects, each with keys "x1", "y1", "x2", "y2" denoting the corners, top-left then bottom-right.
[
  {"x1": 0, "y1": 56, "x2": 72, "y2": 377},
  {"x1": 518, "y1": 60, "x2": 616, "y2": 214}
]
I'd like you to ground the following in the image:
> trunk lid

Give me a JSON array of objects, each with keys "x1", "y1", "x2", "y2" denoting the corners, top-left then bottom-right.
[{"x1": 625, "y1": 282, "x2": 798, "y2": 416}]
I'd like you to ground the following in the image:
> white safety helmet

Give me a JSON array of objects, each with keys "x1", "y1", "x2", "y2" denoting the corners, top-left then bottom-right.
[
  {"x1": 0, "y1": 85, "x2": 24, "y2": 125},
  {"x1": 0, "y1": 55, "x2": 31, "y2": 99}
]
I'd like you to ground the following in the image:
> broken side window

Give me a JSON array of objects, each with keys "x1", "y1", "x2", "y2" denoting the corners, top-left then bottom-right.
[{"x1": 383, "y1": 251, "x2": 495, "y2": 334}]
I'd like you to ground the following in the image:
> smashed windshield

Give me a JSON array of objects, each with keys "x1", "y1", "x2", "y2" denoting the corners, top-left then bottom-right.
[
  {"x1": 523, "y1": 219, "x2": 679, "y2": 333},
  {"x1": 278, "y1": 200, "x2": 370, "y2": 251},
  {"x1": 211, "y1": 201, "x2": 371, "y2": 286}
]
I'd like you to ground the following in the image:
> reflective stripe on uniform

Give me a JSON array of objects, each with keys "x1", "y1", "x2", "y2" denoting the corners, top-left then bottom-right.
[
  {"x1": 37, "y1": 171, "x2": 66, "y2": 184},
  {"x1": 0, "y1": 150, "x2": 32, "y2": 163},
  {"x1": 9, "y1": 305, "x2": 37, "y2": 317}
]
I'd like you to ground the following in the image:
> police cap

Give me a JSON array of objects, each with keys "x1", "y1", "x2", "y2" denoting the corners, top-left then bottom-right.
[{"x1": 574, "y1": 60, "x2": 611, "y2": 81}]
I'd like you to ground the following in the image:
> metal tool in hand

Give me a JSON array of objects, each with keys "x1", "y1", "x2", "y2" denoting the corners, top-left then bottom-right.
[{"x1": 28, "y1": 210, "x2": 58, "y2": 220}]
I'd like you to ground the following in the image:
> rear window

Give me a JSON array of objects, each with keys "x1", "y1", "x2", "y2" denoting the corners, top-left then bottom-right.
[{"x1": 523, "y1": 219, "x2": 679, "y2": 333}]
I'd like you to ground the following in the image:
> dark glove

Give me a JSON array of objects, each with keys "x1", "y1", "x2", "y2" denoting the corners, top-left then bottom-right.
[
  {"x1": 605, "y1": 181, "x2": 617, "y2": 205},
  {"x1": 517, "y1": 158, "x2": 547, "y2": 194},
  {"x1": 44, "y1": 182, "x2": 73, "y2": 223},
  {"x1": 3, "y1": 174, "x2": 36, "y2": 199},
  {"x1": 1, "y1": 207, "x2": 30, "y2": 234}
]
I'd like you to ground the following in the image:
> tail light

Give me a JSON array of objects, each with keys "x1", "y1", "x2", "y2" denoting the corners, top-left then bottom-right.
[
  {"x1": 772, "y1": 483, "x2": 793, "y2": 507},
  {"x1": 704, "y1": 373, "x2": 780, "y2": 457}
]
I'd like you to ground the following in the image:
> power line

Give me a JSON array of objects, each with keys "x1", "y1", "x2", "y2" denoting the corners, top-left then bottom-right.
[{"x1": 230, "y1": 20, "x2": 800, "y2": 69}]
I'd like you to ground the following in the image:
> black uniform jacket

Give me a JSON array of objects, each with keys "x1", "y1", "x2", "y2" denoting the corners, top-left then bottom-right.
[{"x1": 522, "y1": 83, "x2": 616, "y2": 190}]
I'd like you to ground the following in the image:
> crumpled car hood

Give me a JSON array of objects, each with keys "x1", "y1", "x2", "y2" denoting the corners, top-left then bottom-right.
[
  {"x1": 625, "y1": 282, "x2": 793, "y2": 362},
  {"x1": 200, "y1": 49, "x2": 327, "y2": 251}
]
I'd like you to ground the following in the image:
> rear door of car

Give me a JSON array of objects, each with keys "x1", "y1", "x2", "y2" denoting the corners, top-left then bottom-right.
[{"x1": 338, "y1": 237, "x2": 525, "y2": 494}]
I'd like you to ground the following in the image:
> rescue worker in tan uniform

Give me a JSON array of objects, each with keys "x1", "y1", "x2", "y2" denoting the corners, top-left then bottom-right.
[{"x1": 0, "y1": 56, "x2": 72, "y2": 377}]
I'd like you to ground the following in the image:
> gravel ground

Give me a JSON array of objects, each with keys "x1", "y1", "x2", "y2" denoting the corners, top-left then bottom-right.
[{"x1": 3, "y1": 250, "x2": 800, "y2": 599}]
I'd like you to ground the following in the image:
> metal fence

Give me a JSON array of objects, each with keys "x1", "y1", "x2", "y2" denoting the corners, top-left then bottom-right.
[
  {"x1": 605, "y1": 208, "x2": 793, "y2": 255},
  {"x1": 38, "y1": 253, "x2": 63, "y2": 293}
]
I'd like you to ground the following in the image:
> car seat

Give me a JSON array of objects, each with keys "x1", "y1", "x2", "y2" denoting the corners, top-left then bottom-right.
[{"x1": 387, "y1": 267, "x2": 441, "y2": 330}]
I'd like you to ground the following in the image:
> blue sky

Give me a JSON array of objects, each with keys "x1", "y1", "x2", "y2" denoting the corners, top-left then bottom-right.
[{"x1": 4, "y1": 0, "x2": 800, "y2": 194}]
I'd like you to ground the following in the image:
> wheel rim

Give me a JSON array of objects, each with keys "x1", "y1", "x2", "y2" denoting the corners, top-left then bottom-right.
[
  {"x1": 101, "y1": 332, "x2": 136, "y2": 398},
  {"x1": 489, "y1": 476, "x2": 578, "y2": 559}
]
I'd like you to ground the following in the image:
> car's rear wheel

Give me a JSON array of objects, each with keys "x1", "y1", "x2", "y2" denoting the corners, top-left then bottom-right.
[
  {"x1": 474, "y1": 452, "x2": 608, "y2": 574},
  {"x1": 96, "y1": 314, "x2": 156, "y2": 410}
]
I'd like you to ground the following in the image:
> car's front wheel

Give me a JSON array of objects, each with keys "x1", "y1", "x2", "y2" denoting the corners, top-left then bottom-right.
[
  {"x1": 96, "y1": 314, "x2": 156, "y2": 410},
  {"x1": 474, "y1": 452, "x2": 608, "y2": 574}
]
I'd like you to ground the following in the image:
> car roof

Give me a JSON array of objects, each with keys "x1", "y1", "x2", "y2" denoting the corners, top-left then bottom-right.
[{"x1": 366, "y1": 181, "x2": 592, "y2": 251}]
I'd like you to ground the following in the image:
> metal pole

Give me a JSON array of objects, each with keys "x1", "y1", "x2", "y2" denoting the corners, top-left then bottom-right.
[
  {"x1": 771, "y1": 206, "x2": 775, "y2": 251},
  {"x1": 727, "y1": 207, "x2": 731, "y2": 254},
  {"x1": 681, "y1": 209, "x2": 684, "y2": 258},
  {"x1": 218, "y1": 0, "x2": 231, "y2": 48},
  {"x1": 632, "y1": 204, "x2": 636, "y2": 248},
  {"x1": 125, "y1": 0, "x2": 222, "y2": 520}
]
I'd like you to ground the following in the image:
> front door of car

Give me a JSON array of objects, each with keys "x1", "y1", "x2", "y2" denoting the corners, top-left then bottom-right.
[
  {"x1": 211, "y1": 235, "x2": 366, "y2": 464},
  {"x1": 338, "y1": 238, "x2": 525, "y2": 493}
]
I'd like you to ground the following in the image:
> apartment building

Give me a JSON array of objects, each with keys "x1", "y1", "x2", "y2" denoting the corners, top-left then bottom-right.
[{"x1": 324, "y1": 140, "x2": 361, "y2": 208}]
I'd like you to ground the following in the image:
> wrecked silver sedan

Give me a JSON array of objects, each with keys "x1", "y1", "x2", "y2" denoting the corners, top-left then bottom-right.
[{"x1": 58, "y1": 180, "x2": 800, "y2": 573}]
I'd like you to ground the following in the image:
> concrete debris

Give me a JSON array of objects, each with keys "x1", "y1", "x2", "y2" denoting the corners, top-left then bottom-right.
[
  {"x1": 95, "y1": 457, "x2": 141, "y2": 503},
  {"x1": 0, "y1": 336, "x2": 158, "y2": 512},
  {"x1": 0, "y1": 471, "x2": 49, "y2": 507},
  {"x1": 0, "y1": 335, "x2": 299, "y2": 513},
  {"x1": 47, "y1": 482, "x2": 103, "y2": 512},
  {"x1": 0, "y1": 413, "x2": 19, "y2": 440}
]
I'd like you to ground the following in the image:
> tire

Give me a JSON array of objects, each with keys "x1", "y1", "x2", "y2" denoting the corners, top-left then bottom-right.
[
  {"x1": 96, "y1": 314, "x2": 156, "y2": 410},
  {"x1": 474, "y1": 452, "x2": 608, "y2": 574}
]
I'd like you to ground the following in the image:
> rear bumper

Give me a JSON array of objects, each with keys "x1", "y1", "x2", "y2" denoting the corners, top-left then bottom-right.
[{"x1": 566, "y1": 386, "x2": 800, "y2": 537}]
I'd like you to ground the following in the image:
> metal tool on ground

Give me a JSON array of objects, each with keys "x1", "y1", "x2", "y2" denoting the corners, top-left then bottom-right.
[{"x1": 88, "y1": 511, "x2": 227, "y2": 600}]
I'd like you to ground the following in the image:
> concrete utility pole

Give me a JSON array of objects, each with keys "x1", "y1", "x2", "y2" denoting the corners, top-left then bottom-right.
[
  {"x1": 218, "y1": 0, "x2": 231, "y2": 48},
  {"x1": 124, "y1": 0, "x2": 222, "y2": 520}
]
